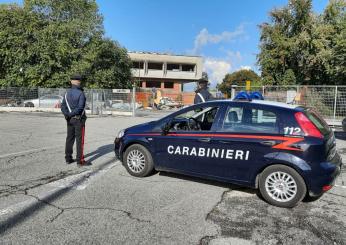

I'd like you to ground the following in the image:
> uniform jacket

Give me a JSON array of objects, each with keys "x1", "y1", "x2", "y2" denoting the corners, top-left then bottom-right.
[
  {"x1": 194, "y1": 88, "x2": 213, "y2": 104},
  {"x1": 61, "y1": 85, "x2": 86, "y2": 117}
]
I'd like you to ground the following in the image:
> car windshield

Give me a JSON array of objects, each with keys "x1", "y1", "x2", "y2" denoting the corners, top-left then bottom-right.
[
  {"x1": 304, "y1": 109, "x2": 330, "y2": 136},
  {"x1": 175, "y1": 107, "x2": 214, "y2": 120}
]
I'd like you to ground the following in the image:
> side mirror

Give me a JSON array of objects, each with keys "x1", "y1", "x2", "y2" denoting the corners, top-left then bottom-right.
[{"x1": 161, "y1": 119, "x2": 172, "y2": 135}]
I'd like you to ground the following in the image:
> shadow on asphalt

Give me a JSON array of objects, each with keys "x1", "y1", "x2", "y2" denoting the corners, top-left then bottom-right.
[
  {"x1": 159, "y1": 171, "x2": 323, "y2": 204},
  {"x1": 84, "y1": 144, "x2": 114, "y2": 162},
  {"x1": 158, "y1": 171, "x2": 258, "y2": 195},
  {"x1": 0, "y1": 158, "x2": 116, "y2": 235}
]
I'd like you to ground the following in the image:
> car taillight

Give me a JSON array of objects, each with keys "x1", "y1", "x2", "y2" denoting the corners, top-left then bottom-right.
[
  {"x1": 322, "y1": 185, "x2": 332, "y2": 192},
  {"x1": 294, "y1": 112, "x2": 323, "y2": 139}
]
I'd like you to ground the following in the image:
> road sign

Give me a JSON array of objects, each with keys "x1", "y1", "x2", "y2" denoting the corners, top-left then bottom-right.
[
  {"x1": 112, "y1": 89, "x2": 130, "y2": 93},
  {"x1": 246, "y1": 80, "x2": 251, "y2": 91}
]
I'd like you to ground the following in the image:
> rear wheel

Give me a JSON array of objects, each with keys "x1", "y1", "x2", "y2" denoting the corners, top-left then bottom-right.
[
  {"x1": 123, "y1": 144, "x2": 154, "y2": 177},
  {"x1": 259, "y1": 164, "x2": 306, "y2": 208}
]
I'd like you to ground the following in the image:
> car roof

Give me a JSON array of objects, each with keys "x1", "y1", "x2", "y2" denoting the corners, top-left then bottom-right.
[
  {"x1": 203, "y1": 99, "x2": 303, "y2": 110},
  {"x1": 249, "y1": 99, "x2": 302, "y2": 109},
  {"x1": 159, "y1": 99, "x2": 304, "y2": 122}
]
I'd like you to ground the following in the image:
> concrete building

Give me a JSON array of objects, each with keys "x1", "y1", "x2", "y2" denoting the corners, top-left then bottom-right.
[{"x1": 129, "y1": 51, "x2": 203, "y2": 92}]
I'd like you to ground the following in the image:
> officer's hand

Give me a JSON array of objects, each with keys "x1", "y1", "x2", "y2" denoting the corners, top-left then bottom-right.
[{"x1": 65, "y1": 116, "x2": 71, "y2": 121}]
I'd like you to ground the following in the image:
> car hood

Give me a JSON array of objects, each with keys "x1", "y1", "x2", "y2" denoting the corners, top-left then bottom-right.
[{"x1": 125, "y1": 120, "x2": 158, "y2": 134}]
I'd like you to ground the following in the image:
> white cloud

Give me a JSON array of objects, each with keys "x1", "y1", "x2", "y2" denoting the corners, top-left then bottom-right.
[
  {"x1": 185, "y1": 23, "x2": 251, "y2": 88},
  {"x1": 226, "y1": 51, "x2": 242, "y2": 62},
  {"x1": 191, "y1": 24, "x2": 245, "y2": 54},
  {"x1": 240, "y1": 65, "x2": 252, "y2": 70},
  {"x1": 203, "y1": 57, "x2": 232, "y2": 88}
]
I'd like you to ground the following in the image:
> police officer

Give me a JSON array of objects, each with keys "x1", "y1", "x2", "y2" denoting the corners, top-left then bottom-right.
[
  {"x1": 194, "y1": 73, "x2": 213, "y2": 104},
  {"x1": 61, "y1": 74, "x2": 90, "y2": 166}
]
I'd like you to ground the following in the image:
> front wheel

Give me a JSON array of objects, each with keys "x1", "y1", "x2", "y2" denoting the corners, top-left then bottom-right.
[
  {"x1": 259, "y1": 164, "x2": 306, "y2": 208},
  {"x1": 123, "y1": 144, "x2": 154, "y2": 177}
]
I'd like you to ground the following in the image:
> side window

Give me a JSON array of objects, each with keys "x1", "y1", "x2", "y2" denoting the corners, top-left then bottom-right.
[
  {"x1": 251, "y1": 109, "x2": 276, "y2": 124},
  {"x1": 222, "y1": 106, "x2": 279, "y2": 134},
  {"x1": 172, "y1": 106, "x2": 219, "y2": 131},
  {"x1": 223, "y1": 107, "x2": 243, "y2": 125}
]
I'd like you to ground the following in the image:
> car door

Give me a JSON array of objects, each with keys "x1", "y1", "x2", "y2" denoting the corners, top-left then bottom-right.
[
  {"x1": 39, "y1": 96, "x2": 49, "y2": 107},
  {"x1": 212, "y1": 103, "x2": 282, "y2": 184},
  {"x1": 45, "y1": 96, "x2": 55, "y2": 108},
  {"x1": 153, "y1": 103, "x2": 225, "y2": 176}
]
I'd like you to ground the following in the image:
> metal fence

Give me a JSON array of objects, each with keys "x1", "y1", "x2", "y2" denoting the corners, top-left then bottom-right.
[
  {"x1": 0, "y1": 86, "x2": 345, "y2": 121},
  {"x1": 0, "y1": 87, "x2": 136, "y2": 115},
  {"x1": 232, "y1": 86, "x2": 346, "y2": 120}
]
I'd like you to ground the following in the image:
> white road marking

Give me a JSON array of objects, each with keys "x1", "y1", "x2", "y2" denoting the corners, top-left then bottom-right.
[
  {"x1": 47, "y1": 161, "x2": 117, "y2": 190},
  {"x1": 335, "y1": 185, "x2": 346, "y2": 189},
  {"x1": 75, "y1": 162, "x2": 117, "y2": 190},
  {"x1": 0, "y1": 189, "x2": 66, "y2": 218},
  {"x1": 0, "y1": 160, "x2": 119, "y2": 218},
  {"x1": 0, "y1": 199, "x2": 34, "y2": 217},
  {"x1": 0, "y1": 208, "x2": 13, "y2": 216},
  {"x1": 47, "y1": 171, "x2": 93, "y2": 189}
]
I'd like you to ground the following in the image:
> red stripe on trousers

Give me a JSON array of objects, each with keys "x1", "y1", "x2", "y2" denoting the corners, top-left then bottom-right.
[{"x1": 81, "y1": 126, "x2": 85, "y2": 162}]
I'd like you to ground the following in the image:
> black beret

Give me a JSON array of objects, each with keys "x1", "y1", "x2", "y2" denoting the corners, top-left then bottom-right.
[{"x1": 70, "y1": 73, "x2": 82, "y2": 81}]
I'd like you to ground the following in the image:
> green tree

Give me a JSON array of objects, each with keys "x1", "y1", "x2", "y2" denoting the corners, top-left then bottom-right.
[
  {"x1": 0, "y1": 0, "x2": 132, "y2": 88},
  {"x1": 257, "y1": 0, "x2": 313, "y2": 85},
  {"x1": 76, "y1": 38, "x2": 133, "y2": 89},
  {"x1": 0, "y1": 4, "x2": 45, "y2": 86},
  {"x1": 257, "y1": 0, "x2": 345, "y2": 85},
  {"x1": 282, "y1": 69, "x2": 296, "y2": 85},
  {"x1": 218, "y1": 69, "x2": 261, "y2": 96},
  {"x1": 323, "y1": 0, "x2": 346, "y2": 84}
]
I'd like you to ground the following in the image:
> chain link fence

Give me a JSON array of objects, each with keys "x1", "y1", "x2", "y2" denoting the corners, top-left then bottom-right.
[
  {"x1": 0, "y1": 87, "x2": 138, "y2": 115},
  {"x1": 232, "y1": 86, "x2": 346, "y2": 120},
  {"x1": 0, "y1": 86, "x2": 345, "y2": 121}
]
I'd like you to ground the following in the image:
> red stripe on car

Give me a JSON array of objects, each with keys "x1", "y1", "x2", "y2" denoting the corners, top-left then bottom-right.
[{"x1": 128, "y1": 133, "x2": 304, "y2": 151}]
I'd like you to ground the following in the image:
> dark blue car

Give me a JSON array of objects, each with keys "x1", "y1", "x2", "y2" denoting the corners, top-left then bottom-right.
[{"x1": 114, "y1": 100, "x2": 342, "y2": 208}]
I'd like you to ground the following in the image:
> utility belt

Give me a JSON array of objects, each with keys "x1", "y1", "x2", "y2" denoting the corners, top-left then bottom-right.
[
  {"x1": 72, "y1": 115, "x2": 82, "y2": 120},
  {"x1": 71, "y1": 114, "x2": 86, "y2": 120}
]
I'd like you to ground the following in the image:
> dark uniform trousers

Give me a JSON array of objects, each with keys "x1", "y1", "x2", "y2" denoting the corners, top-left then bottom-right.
[{"x1": 65, "y1": 117, "x2": 86, "y2": 162}]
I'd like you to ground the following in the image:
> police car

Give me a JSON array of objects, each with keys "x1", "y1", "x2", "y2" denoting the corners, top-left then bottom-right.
[{"x1": 114, "y1": 96, "x2": 342, "y2": 208}]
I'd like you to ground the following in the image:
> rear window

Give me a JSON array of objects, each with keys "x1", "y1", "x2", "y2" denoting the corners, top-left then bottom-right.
[{"x1": 304, "y1": 110, "x2": 330, "y2": 135}]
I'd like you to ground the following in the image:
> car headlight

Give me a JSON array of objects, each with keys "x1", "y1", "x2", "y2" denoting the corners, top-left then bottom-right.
[{"x1": 117, "y1": 129, "x2": 125, "y2": 138}]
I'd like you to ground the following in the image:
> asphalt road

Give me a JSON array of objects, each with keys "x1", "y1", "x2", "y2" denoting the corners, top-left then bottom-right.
[{"x1": 0, "y1": 112, "x2": 345, "y2": 245}]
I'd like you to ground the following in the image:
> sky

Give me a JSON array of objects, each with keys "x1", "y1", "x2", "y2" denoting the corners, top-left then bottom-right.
[{"x1": 1, "y1": 0, "x2": 330, "y2": 88}]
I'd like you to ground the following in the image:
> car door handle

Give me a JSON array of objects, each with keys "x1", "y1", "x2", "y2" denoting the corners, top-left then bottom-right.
[
  {"x1": 218, "y1": 140, "x2": 230, "y2": 144},
  {"x1": 260, "y1": 140, "x2": 277, "y2": 146},
  {"x1": 197, "y1": 138, "x2": 211, "y2": 143}
]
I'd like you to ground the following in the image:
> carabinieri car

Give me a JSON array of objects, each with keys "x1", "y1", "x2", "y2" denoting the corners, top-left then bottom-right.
[{"x1": 114, "y1": 99, "x2": 342, "y2": 208}]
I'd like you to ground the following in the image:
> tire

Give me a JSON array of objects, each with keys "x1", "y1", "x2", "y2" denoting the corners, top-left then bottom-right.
[
  {"x1": 259, "y1": 164, "x2": 306, "y2": 208},
  {"x1": 25, "y1": 102, "x2": 34, "y2": 107},
  {"x1": 123, "y1": 144, "x2": 154, "y2": 177}
]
